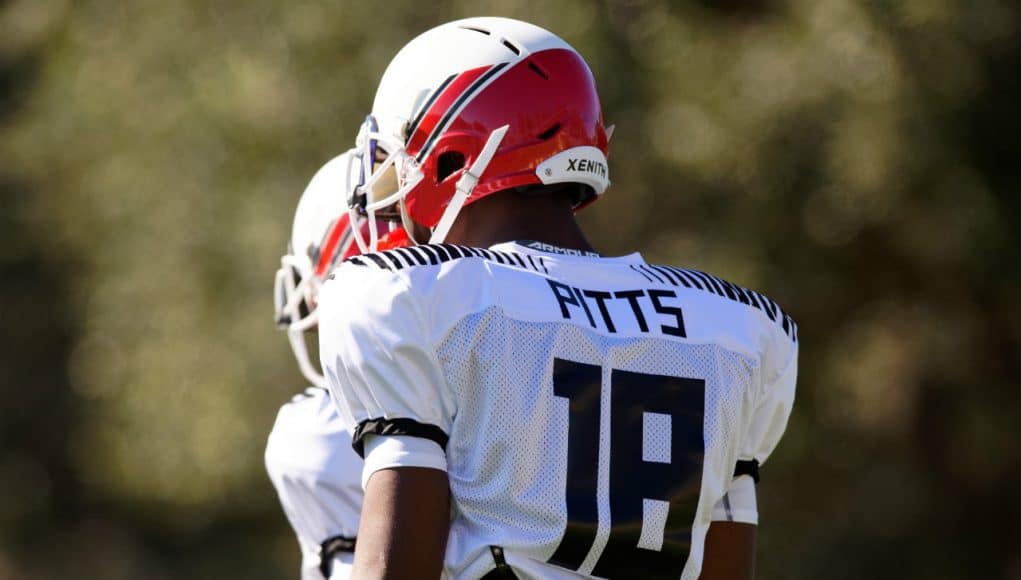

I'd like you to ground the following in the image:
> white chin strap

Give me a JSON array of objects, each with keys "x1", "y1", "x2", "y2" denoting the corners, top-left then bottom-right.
[{"x1": 429, "y1": 125, "x2": 509, "y2": 245}]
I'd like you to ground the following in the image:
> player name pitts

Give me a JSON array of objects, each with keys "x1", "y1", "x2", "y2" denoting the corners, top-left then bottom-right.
[{"x1": 547, "y1": 280, "x2": 686, "y2": 336}]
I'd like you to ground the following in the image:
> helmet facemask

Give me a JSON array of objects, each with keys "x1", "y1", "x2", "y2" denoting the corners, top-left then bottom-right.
[
  {"x1": 273, "y1": 250, "x2": 324, "y2": 386},
  {"x1": 349, "y1": 115, "x2": 425, "y2": 252}
]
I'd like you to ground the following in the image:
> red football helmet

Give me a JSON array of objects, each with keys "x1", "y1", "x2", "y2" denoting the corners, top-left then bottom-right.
[{"x1": 351, "y1": 17, "x2": 610, "y2": 248}]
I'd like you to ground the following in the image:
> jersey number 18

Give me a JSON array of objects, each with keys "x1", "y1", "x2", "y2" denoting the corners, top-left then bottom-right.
[{"x1": 548, "y1": 358, "x2": 706, "y2": 579}]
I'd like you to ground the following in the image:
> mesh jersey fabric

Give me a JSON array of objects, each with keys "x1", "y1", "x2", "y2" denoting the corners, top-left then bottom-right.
[
  {"x1": 318, "y1": 241, "x2": 798, "y2": 580},
  {"x1": 265, "y1": 387, "x2": 362, "y2": 580}
]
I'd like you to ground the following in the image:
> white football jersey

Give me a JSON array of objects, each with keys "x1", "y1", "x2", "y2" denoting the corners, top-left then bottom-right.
[
  {"x1": 319, "y1": 241, "x2": 798, "y2": 580},
  {"x1": 265, "y1": 387, "x2": 362, "y2": 580}
]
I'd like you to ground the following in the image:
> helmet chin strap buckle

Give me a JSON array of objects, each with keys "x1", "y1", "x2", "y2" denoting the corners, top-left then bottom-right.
[
  {"x1": 429, "y1": 125, "x2": 510, "y2": 244},
  {"x1": 456, "y1": 167, "x2": 483, "y2": 198}
]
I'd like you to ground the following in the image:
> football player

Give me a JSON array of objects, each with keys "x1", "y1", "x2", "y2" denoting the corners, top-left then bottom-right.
[
  {"x1": 319, "y1": 17, "x2": 797, "y2": 580},
  {"x1": 266, "y1": 150, "x2": 407, "y2": 579}
]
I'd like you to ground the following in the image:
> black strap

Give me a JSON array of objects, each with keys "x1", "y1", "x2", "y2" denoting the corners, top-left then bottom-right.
[
  {"x1": 318, "y1": 535, "x2": 356, "y2": 578},
  {"x1": 479, "y1": 545, "x2": 519, "y2": 580},
  {"x1": 351, "y1": 417, "x2": 449, "y2": 458},
  {"x1": 734, "y1": 459, "x2": 760, "y2": 483}
]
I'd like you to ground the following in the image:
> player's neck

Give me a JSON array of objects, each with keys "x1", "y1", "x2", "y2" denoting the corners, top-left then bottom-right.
[{"x1": 443, "y1": 189, "x2": 595, "y2": 253}]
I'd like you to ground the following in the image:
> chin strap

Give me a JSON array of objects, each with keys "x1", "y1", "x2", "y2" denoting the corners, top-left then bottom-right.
[{"x1": 429, "y1": 125, "x2": 509, "y2": 245}]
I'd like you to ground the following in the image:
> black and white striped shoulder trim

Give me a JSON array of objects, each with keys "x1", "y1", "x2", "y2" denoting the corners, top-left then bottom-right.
[
  {"x1": 344, "y1": 244, "x2": 549, "y2": 275},
  {"x1": 630, "y1": 263, "x2": 798, "y2": 343}
]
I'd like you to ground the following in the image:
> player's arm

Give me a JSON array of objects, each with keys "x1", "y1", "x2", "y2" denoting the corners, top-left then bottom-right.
[
  {"x1": 704, "y1": 472, "x2": 759, "y2": 579},
  {"x1": 354, "y1": 466, "x2": 449, "y2": 580},
  {"x1": 701, "y1": 310, "x2": 799, "y2": 580},
  {"x1": 699, "y1": 521, "x2": 756, "y2": 580},
  {"x1": 318, "y1": 264, "x2": 457, "y2": 579}
]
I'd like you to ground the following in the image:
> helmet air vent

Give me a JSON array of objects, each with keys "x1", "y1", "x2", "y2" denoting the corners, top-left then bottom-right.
[
  {"x1": 501, "y1": 39, "x2": 521, "y2": 55},
  {"x1": 527, "y1": 60, "x2": 549, "y2": 80},
  {"x1": 460, "y1": 25, "x2": 491, "y2": 35},
  {"x1": 537, "y1": 123, "x2": 561, "y2": 141}
]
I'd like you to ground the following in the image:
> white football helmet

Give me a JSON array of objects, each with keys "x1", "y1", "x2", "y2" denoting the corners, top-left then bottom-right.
[
  {"x1": 274, "y1": 150, "x2": 406, "y2": 387},
  {"x1": 350, "y1": 17, "x2": 610, "y2": 250}
]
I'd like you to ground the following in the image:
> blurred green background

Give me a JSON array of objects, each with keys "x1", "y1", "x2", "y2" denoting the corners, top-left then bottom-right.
[{"x1": 2, "y1": 0, "x2": 1019, "y2": 578}]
